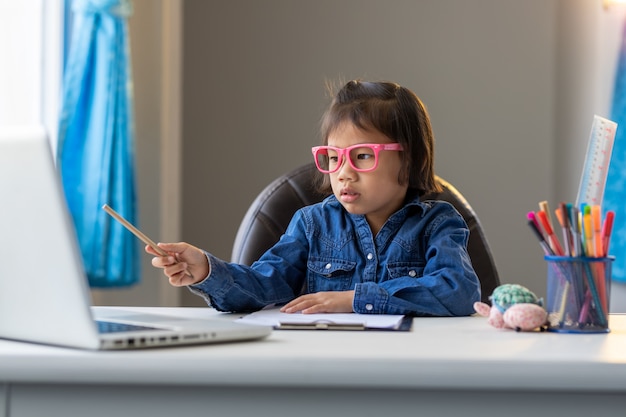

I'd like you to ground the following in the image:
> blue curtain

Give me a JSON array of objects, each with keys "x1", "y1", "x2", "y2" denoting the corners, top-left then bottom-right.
[
  {"x1": 606, "y1": 16, "x2": 626, "y2": 283},
  {"x1": 57, "y1": 0, "x2": 139, "y2": 287}
]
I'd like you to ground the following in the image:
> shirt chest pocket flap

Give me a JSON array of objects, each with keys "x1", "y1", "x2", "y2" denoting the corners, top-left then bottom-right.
[{"x1": 307, "y1": 258, "x2": 356, "y2": 278}]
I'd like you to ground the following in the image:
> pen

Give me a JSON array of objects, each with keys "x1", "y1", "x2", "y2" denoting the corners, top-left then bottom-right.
[
  {"x1": 527, "y1": 218, "x2": 554, "y2": 256},
  {"x1": 537, "y1": 210, "x2": 564, "y2": 256},
  {"x1": 527, "y1": 211, "x2": 546, "y2": 238},
  {"x1": 102, "y1": 204, "x2": 193, "y2": 277},
  {"x1": 601, "y1": 210, "x2": 615, "y2": 257},
  {"x1": 102, "y1": 204, "x2": 167, "y2": 256},
  {"x1": 568, "y1": 204, "x2": 580, "y2": 257}
]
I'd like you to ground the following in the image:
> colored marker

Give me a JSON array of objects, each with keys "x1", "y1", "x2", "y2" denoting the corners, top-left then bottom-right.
[
  {"x1": 579, "y1": 204, "x2": 588, "y2": 256},
  {"x1": 591, "y1": 205, "x2": 603, "y2": 258},
  {"x1": 583, "y1": 205, "x2": 593, "y2": 257},
  {"x1": 537, "y1": 210, "x2": 564, "y2": 256},
  {"x1": 539, "y1": 200, "x2": 555, "y2": 233},
  {"x1": 601, "y1": 210, "x2": 615, "y2": 257},
  {"x1": 555, "y1": 203, "x2": 573, "y2": 256},
  {"x1": 584, "y1": 206, "x2": 608, "y2": 314}
]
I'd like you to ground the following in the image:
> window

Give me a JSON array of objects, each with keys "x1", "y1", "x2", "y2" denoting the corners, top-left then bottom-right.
[{"x1": 0, "y1": 0, "x2": 64, "y2": 153}]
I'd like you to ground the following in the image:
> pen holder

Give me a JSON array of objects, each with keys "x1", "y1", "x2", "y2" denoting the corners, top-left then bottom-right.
[{"x1": 545, "y1": 256, "x2": 613, "y2": 333}]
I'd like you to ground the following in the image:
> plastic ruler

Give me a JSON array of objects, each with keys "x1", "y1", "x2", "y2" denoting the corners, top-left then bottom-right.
[{"x1": 575, "y1": 115, "x2": 618, "y2": 207}]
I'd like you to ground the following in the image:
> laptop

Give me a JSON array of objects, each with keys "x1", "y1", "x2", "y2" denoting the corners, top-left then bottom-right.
[{"x1": 0, "y1": 126, "x2": 272, "y2": 350}]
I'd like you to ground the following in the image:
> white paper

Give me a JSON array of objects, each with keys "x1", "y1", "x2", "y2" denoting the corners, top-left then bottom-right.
[{"x1": 237, "y1": 307, "x2": 405, "y2": 329}]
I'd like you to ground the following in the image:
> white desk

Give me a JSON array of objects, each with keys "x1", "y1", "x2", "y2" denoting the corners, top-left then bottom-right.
[{"x1": 2, "y1": 307, "x2": 626, "y2": 417}]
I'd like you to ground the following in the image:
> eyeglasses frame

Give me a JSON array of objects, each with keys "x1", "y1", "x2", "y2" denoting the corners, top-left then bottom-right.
[{"x1": 311, "y1": 143, "x2": 404, "y2": 174}]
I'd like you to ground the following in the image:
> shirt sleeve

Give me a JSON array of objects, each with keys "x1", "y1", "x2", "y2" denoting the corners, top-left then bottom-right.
[
  {"x1": 188, "y1": 210, "x2": 310, "y2": 312},
  {"x1": 352, "y1": 203, "x2": 481, "y2": 316}
]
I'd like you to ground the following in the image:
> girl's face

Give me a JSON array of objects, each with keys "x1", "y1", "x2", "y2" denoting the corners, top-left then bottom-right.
[{"x1": 327, "y1": 122, "x2": 409, "y2": 235}]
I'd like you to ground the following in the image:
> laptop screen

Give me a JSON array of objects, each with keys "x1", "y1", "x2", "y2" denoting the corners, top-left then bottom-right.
[{"x1": 0, "y1": 126, "x2": 102, "y2": 348}]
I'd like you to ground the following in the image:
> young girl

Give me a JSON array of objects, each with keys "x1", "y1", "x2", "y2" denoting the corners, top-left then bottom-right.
[{"x1": 147, "y1": 80, "x2": 480, "y2": 316}]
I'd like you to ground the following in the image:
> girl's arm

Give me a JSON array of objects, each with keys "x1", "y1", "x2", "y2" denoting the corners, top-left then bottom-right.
[{"x1": 188, "y1": 211, "x2": 310, "y2": 312}]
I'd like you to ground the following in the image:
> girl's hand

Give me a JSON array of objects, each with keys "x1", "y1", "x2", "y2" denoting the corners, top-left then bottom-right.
[
  {"x1": 146, "y1": 242, "x2": 209, "y2": 286},
  {"x1": 280, "y1": 291, "x2": 355, "y2": 314}
]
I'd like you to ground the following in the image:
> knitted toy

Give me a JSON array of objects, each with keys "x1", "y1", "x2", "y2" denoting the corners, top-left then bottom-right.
[{"x1": 473, "y1": 284, "x2": 548, "y2": 332}]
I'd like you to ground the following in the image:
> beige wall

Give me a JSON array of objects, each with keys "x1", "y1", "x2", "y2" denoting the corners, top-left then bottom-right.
[
  {"x1": 91, "y1": 0, "x2": 181, "y2": 306},
  {"x1": 179, "y1": 0, "x2": 557, "y2": 306},
  {"x1": 93, "y1": 0, "x2": 626, "y2": 309}
]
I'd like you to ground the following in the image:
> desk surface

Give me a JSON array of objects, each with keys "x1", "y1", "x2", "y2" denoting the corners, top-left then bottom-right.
[{"x1": 1, "y1": 307, "x2": 626, "y2": 393}]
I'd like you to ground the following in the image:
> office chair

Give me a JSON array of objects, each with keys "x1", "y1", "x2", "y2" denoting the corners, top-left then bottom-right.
[{"x1": 231, "y1": 163, "x2": 500, "y2": 304}]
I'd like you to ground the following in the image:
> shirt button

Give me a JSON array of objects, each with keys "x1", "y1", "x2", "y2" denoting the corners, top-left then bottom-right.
[
  {"x1": 325, "y1": 263, "x2": 332, "y2": 269},
  {"x1": 365, "y1": 304, "x2": 374, "y2": 311},
  {"x1": 408, "y1": 270, "x2": 417, "y2": 277},
  {"x1": 366, "y1": 253, "x2": 374, "y2": 260}
]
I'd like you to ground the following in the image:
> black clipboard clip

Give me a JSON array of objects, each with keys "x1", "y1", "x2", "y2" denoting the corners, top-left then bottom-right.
[{"x1": 277, "y1": 320, "x2": 366, "y2": 331}]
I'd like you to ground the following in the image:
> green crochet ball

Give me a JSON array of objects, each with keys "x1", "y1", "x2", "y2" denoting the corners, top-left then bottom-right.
[{"x1": 490, "y1": 284, "x2": 541, "y2": 313}]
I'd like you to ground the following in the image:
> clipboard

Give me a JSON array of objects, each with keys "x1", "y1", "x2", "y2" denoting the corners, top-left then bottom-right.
[
  {"x1": 237, "y1": 308, "x2": 413, "y2": 331},
  {"x1": 276, "y1": 316, "x2": 413, "y2": 331}
]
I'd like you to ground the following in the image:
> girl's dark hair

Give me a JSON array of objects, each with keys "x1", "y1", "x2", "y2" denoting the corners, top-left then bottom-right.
[{"x1": 315, "y1": 79, "x2": 442, "y2": 196}]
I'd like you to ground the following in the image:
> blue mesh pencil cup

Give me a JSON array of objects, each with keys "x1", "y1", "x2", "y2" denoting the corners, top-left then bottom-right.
[{"x1": 545, "y1": 256, "x2": 614, "y2": 333}]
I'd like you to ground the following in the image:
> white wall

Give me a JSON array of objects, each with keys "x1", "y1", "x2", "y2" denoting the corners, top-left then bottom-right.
[
  {"x1": 94, "y1": 0, "x2": 626, "y2": 309},
  {"x1": 0, "y1": 1, "x2": 43, "y2": 126}
]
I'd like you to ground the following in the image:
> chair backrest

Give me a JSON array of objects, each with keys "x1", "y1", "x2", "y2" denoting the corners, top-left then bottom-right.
[{"x1": 231, "y1": 163, "x2": 500, "y2": 304}]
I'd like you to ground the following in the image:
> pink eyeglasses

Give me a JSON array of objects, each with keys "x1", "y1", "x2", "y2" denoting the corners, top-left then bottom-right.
[{"x1": 311, "y1": 143, "x2": 404, "y2": 174}]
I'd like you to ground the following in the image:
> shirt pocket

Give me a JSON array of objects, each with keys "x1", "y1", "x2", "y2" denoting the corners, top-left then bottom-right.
[
  {"x1": 307, "y1": 258, "x2": 356, "y2": 292},
  {"x1": 387, "y1": 261, "x2": 425, "y2": 280}
]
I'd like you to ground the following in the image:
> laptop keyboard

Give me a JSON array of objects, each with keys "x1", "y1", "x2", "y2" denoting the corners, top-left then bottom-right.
[{"x1": 96, "y1": 320, "x2": 159, "y2": 334}]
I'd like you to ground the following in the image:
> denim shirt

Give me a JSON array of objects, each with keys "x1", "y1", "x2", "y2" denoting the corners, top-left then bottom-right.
[{"x1": 189, "y1": 194, "x2": 481, "y2": 316}]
